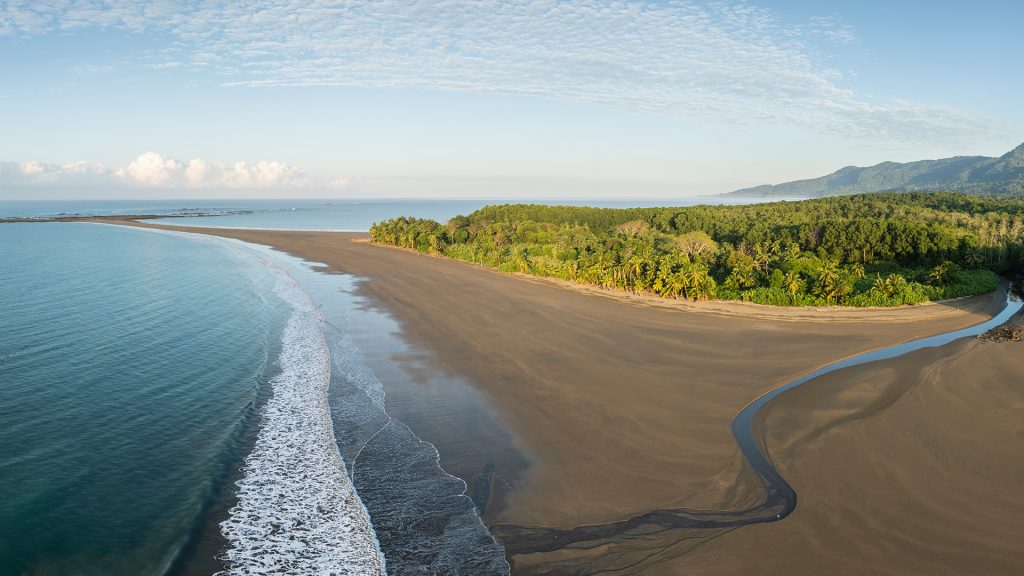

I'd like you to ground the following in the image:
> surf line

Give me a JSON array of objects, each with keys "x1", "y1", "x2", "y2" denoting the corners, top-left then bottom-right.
[{"x1": 493, "y1": 289, "x2": 1022, "y2": 555}]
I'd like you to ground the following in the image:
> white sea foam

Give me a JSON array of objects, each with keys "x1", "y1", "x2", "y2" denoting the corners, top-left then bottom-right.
[
  {"x1": 216, "y1": 265, "x2": 385, "y2": 575},
  {"x1": 106, "y1": 221, "x2": 391, "y2": 574},
  {"x1": 92, "y1": 223, "x2": 507, "y2": 573}
]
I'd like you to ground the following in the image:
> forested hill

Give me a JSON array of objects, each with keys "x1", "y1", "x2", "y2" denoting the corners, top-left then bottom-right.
[
  {"x1": 727, "y1": 142, "x2": 1024, "y2": 198},
  {"x1": 370, "y1": 193, "x2": 1023, "y2": 308}
]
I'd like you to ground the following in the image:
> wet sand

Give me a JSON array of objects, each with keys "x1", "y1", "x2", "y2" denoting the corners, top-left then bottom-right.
[
  {"x1": 671, "y1": 324, "x2": 1024, "y2": 575},
  {"x1": 112, "y1": 222, "x2": 1009, "y2": 573}
]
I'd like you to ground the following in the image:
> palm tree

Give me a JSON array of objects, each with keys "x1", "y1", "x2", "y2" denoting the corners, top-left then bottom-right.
[
  {"x1": 816, "y1": 257, "x2": 839, "y2": 288},
  {"x1": 653, "y1": 259, "x2": 674, "y2": 295},
  {"x1": 725, "y1": 266, "x2": 757, "y2": 290},
  {"x1": 601, "y1": 268, "x2": 619, "y2": 290},
  {"x1": 661, "y1": 271, "x2": 687, "y2": 298},
  {"x1": 814, "y1": 258, "x2": 849, "y2": 303},
  {"x1": 428, "y1": 234, "x2": 442, "y2": 253},
  {"x1": 627, "y1": 254, "x2": 648, "y2": 283},
  {"x1": 782, "y1": 243, "x2": 802, "y2": 263},
  {"x1": 684, "y1": 264, "x2": 709, "y2": 294},
  {"x1": 611, "y1": 264, "x2": 628, "y2": 289},
  {"x1": 753, "y1": 242, "x2": 776, "y2": 274},
  {"x1": 689, "y1": 276, "x2": 717, "y2": 301},
  {"x1": 871, "y1": 274, "x2": 887, "y2": 296},
  {"x1": 563, "y1": 259, "x2": 578, "y2": 280},
  {"x1": 965, "y1": 250, "x2": 984, "y2": 268},
  {"x1": 784, "y1": 271, "x2": 804, "y2": 296},
  {"x1": 885, "y1": 273, "x2": 908, "y2": 296}
]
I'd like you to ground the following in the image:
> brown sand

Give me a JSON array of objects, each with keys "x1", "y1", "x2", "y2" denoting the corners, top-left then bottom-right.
[
  {"x1": 109, "y1": 222, "x2": 1013, "y2": 573},
  {"x1": 670, "y1": 326, "x2": 1024, "y2": 576}
]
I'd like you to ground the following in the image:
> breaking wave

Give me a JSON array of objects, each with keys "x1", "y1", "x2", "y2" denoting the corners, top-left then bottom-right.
[
  {"x1": 216, "y1": 261, "x2": 386, "y2": 575},
  {"x1": 111, "y1": 224, "x2": 508, "y2": 574},
  {"x1": 325, "y1": 329, "x2": 510, "y2": 575}
]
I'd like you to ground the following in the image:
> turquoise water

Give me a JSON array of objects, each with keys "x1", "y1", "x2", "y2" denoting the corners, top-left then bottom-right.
[
  {"x1": 0, "y1": 201, "x2": 1011, "y2": 575},
  {"x1": 0, "y1": 223, "x2": 286, "y2": 575},
  {"x1": 0, "y1": 219, "x2": 508, "y2": 575},
  {"x1": 0, "y1": 198, "x2": 787, "y2": 574}
]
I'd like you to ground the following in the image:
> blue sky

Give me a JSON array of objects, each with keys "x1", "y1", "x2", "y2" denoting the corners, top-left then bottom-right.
[{"x1": 0, "y1": 1, "x2": 1021, "y2": 199}]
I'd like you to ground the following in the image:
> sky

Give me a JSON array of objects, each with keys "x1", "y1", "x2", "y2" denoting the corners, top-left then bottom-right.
[{"x1": 0, "y1": 0, "x2": 1022, "y2": 200}]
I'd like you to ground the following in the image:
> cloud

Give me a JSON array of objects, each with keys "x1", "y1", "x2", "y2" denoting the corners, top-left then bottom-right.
[
  {"x1": 1, "y1": 153, "x2": 329, "y2": 190},
  {"x1": 117, "y1": 152, "x2": 183, "y2": 186},
  {"x1": 0, "y1": 159, "x2": 112, "y2": 187},
  {"x1": 0, "y1": 1, "x2": 998, "y2": 145}
]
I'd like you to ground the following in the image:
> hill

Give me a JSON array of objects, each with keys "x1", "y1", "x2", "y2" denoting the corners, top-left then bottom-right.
[{"x1": 728, "y1": 142, "x2": 1024, "y2": 198}]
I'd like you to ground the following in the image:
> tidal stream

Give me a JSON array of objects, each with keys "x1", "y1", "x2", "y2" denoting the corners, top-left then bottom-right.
[{"x1": 494, "y1": 289, "x2": 1022, "y2": 572}]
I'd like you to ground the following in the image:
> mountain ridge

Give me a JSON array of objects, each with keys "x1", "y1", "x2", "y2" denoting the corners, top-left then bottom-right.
[{"x1": 727, "y1": 142, "x2": 1024, "y2": 197}]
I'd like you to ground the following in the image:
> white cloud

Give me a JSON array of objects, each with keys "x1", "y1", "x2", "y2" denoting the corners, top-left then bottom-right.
[
  {"x1": 218, "y1": 160, "x2": 313, "y2": 189},
  {"x1": 20, "y1": 161, "x2": 46, "y2": 176},
  {"x1": 116, "y1": 151, "x2": 184, "y2": 186},
  {"x1": 1, "y1": 153, "x2": 331, "y2": 190},
  {"x1": 184, "y1": 158, "x2": 212, "y2": 187},
  {"x1": 0, "y1": 1, "x2": 998, "y2": 146},
  {"x1": 0, "y1": 160, "x2": 113, "y2": 187}
]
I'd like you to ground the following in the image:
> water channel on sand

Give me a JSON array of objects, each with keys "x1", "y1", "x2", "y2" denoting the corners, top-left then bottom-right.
[{"x1": 494, "y1": 288, "x2": 1022, "y2": 574}]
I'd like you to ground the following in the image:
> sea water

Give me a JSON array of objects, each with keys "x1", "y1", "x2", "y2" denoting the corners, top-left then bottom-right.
[
  {"x1": 0, "y1": 223, "x2": 288, "y2": 574},
  {"x1": 237, "y1": 241, "x2": 511, "y2": 575},
  {"x1": 0, "y1": 223, "x2": 387, "y2": 574},
  {"x1": 147, "y1": 198, "x2": 779, "y2": 231},
  {"x1": 1, "y1": 197, "x2": 784, "y2": 574},
  {"x1": 0, "y1": 219, "x2": 510, "y2": 575},
  {"x1": 0, "y1": 197, "x2": 778, "y2": 231}
]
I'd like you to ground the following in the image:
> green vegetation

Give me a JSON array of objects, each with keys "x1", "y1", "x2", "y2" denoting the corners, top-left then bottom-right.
[
  {"x1": 728, "y1": 142, "x2": 1024, "y2": 197},
  {"x1": 369, "y1": 192, "x2": 1022, "y2": 307}
]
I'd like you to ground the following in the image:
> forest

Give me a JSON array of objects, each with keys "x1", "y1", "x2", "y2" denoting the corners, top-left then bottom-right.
[{"x1": 368, "y1": 193, "x2": 1024, "y2": 307}]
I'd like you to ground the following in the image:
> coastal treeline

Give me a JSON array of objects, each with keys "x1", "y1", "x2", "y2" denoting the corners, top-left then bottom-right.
[{"x1": 369, "y1": 193, "x2": 1023, "y2": 307}]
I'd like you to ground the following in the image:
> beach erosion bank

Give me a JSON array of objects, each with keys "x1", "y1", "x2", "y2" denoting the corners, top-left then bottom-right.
[{"x1": 122, "y1": 221, "x2": 1020, "y2": 574}]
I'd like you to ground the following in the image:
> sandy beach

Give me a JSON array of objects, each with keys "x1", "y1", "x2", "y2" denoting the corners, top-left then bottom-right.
[
  {"x1": 118, "y1": 222, "x2": 1015, "y2": 573},
  {"x1": 670, "y1": 330, "x2": 1024, "y2": 575}
]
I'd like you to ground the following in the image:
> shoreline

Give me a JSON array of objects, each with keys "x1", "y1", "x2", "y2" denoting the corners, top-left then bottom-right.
[
  {"x1": 99, "y1": 217, "x2": 1000, "y2": 320},
  {"x1": 110, "y1": 224, "x2": 384, "y2": 575},
  {"x1": 5, "y1": 216, "x2": 998, "y2": 317},
  {"x1": 43, "y1": 219, "x2": 1011, "y2": 573},
  {"x1": 360, "y1": 237, "x2": 998, "y2": 321},
  {"x1": 119, "y1": 222, "x2": 507, "y2": 574},
  {"x1": 94, "y1": 221, "x2": 1007, "y2": 573}
]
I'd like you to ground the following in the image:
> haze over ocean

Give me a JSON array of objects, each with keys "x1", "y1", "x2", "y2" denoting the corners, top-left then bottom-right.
[{"x1": 1, "y1": 197, "x2": 778, "y2": 231}]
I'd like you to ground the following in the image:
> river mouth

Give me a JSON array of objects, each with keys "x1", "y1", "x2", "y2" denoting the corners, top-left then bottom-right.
[{"x1": 493, "y1": 287, "x2": 1022, "y2": 573}]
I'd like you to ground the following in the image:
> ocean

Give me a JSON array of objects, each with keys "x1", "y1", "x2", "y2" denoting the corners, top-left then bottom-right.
[
  {"x1": 1, "y1": 197, "x2": 771, "y2": 575},
  {"x1": 0, "y1": 223, "x2": 287, "y2": 574},
  {"x1": 0, "y1": 200, "x2": 529, "y2": 575},
  {"x1": 0, "y1": 196, "x2": 781, "y2": 231}
]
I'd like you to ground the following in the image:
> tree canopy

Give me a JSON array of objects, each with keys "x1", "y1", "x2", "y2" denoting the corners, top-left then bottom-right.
[{"x1": 369, "y1": 193, "x2": 1019, "y2": 307}]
